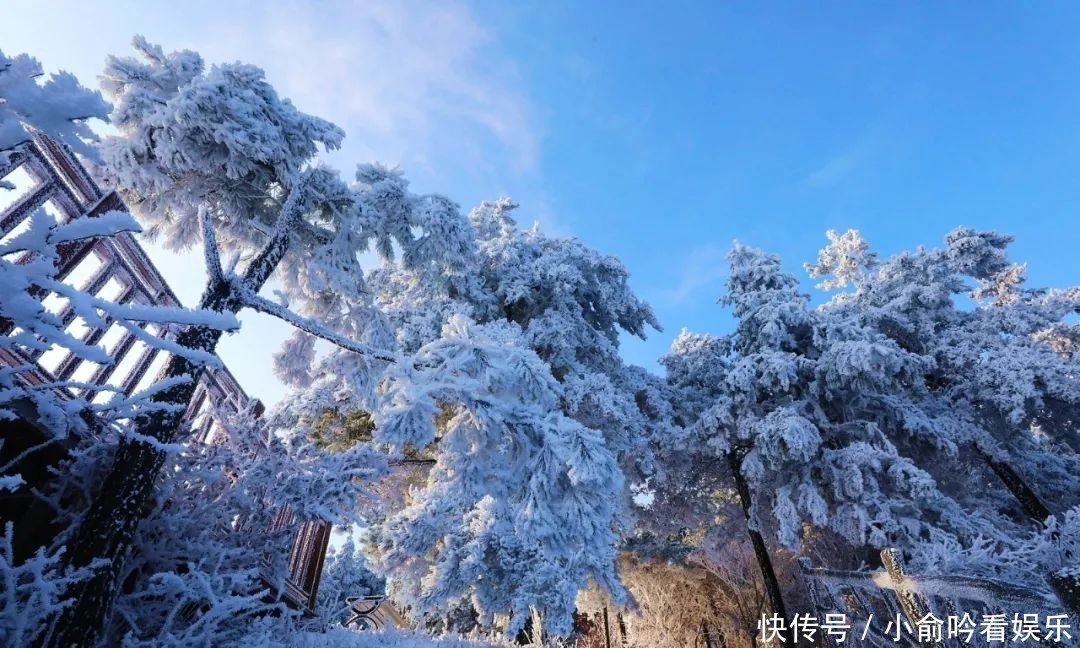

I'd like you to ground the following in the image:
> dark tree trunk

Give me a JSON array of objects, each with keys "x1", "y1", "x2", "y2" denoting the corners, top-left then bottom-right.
[
  {"x1": 37, "y1": 221, "x2": 294, "y2": 647},
  {"x1": 728, "y1": 450, "x2": 794, "y2": 648},
  {"x1": 35, "y1": 285, "x2": 235, "y2": 648},
  {"x1": 976, "y1": 447, "x2": 1051, "y2": 524},
  {"x1": 1049, "y1": 569, "x2": 1080, "y2": 617}
]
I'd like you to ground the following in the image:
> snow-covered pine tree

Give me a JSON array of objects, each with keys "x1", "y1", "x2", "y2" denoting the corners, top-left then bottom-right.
[
  {"x1": 659, "y1": 242, "x2": 1038, "y2": 635},
  {"x1": 270, "y1": 163, "x2": 483, "y2": 427},
  {"x1": 466, "y1": 199, "x2": 669, "y2": 480},
  {"x1": 806, "y1": 228, "x2": 1080, "y2": 595},
  {"x1": 0, "y1": 48, "x2": 322, "y2": 646},
  {"x1": 281, "y1": 197, "x2": 668, "y2": 637},
  {"x1": 371, "y1": 315, "x2": 628, "y2": 638},
  {"x1": 807, "y1": 227, "x2": 1080, "y2": 523}
]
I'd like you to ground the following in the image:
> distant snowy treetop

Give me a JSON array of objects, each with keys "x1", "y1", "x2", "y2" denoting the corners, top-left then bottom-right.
[
  {"x1": 0, "y1": 49, "x2": 109, "y2": 164},
  {"x1": 97, "y1": 36, "x2": 346, "y2": 251}
]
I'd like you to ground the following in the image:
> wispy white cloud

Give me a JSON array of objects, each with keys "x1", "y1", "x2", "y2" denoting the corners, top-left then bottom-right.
[
  {"x1": 195, "y1": 1, "x2": 539, "y2": 183},
  {"x1": 661, "y1": 242, "x2": 729, "y2": 305},
  {"x1": 803, "y1": 135, "x2": 875, "y2": 189},
  {"x1": 1, "y1": 0, "x2": 540, "y2": 192}
]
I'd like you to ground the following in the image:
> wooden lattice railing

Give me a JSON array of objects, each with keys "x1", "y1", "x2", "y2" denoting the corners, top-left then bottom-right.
[{"x1": 0, "y1": 131, "x2": 329, "y2": 613}]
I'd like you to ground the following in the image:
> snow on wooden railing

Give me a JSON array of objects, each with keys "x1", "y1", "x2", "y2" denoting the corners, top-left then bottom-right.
[
  {"x1": 0, "y1": 132, "x2": 329, "y2": 613},
  {"x1": 0, "y1": 134, "x2": 250, "y2": 432},
  {"x1": 800, "y1": 549, "x2": 1066, "y2": 648}
]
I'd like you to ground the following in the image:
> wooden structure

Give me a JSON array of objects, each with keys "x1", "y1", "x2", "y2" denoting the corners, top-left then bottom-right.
[
  {"x1": 269, "y1": 506, "x2": 333, "y2": 612},
  {"x1": 343, "y1": 595, "x2": 409, "y2": 631},
  {"x1": 0, "y1": 131, "x2": 330, "y2": 612},
  {"x1": 800, "y1": 549, "x2": 1066, "y2": 647}
]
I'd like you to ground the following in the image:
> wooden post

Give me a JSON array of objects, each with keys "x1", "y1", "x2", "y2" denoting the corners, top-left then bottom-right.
[
  {"x1": 603, "y1": 606, "x2": 612, "y2": 648},
  {"x1": 616, "y1": 610, "x2": 629, "y2": 647},
  {"x1": 881, "y1": 548, "x2": 941, "y2": 648}
]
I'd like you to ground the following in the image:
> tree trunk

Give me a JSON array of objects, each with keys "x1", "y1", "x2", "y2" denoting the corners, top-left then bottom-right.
[
  {"x1": 728, "y1": 451, "x2": 794, "y2": 648},
  {"x1": 976, "y1": 447, "x2": 1051, "y2": 524},
  {"x1": 1049, "y1": 568, "x2": 1080, "y2": 617},
  {"x1": 37, "y1": 214, "x2": 296, "y2": 647},
  {"x1": 35, "y1": 284, "x2": 236, "y2": 647}
]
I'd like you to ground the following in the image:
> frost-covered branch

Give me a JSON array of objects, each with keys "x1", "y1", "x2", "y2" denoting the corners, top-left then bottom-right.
[
  {"x1": 38, "y1": 277, "x2": 234, "y2": 367},
  {"x1": 0, "y1": 522, "x2": 108, "y2": 647},
  {"x1": 0, "y1": 210, "x2": 142, "y2": 259},
  {"x1": 235, "y1": 168, "x2": 315, "y2": 293},
  {"x1": 0, "y1": 438, "x2": 60, "y2": 475},
  {"x1": 236, "y1": 282, "x2": 398, "y2": 364}
]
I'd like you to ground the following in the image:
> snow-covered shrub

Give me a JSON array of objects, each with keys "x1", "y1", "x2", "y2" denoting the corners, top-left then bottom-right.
[
  {"x1": 108, "y1": 404, "x2": 387, "y2": 646},
  {"x1": 0, "y1": 523, "x2": 105, "y2": 647}
]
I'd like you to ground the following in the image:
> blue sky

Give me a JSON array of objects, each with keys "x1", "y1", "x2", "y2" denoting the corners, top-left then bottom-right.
[{"x1": 4, "y1": 1, "x2": 1080, "y2": 404}]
